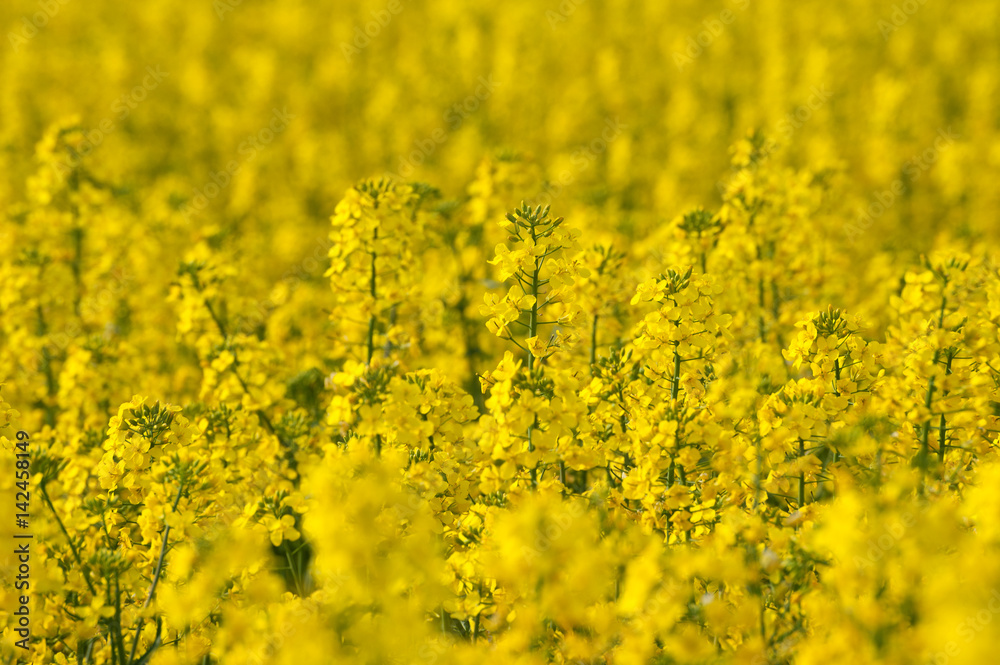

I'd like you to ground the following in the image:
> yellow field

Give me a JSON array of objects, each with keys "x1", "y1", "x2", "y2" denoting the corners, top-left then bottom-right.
[{"x1": 2, "y1": 0, "x2": 1000, "y2": 663}]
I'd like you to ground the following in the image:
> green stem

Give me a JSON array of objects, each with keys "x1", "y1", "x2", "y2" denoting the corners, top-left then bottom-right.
[
  {"x1": 127, "y1": 481, "x2": 184, "y2": 664},
  {"x1": 757, "y1": 246, "x2": 767, "y2": 343},
  {"x1": 111, "y1": 572, "x2": 127, "y2": 665},
  {"x1": 40, "y1": 484, "x2": 97, "y2": 597},
  {"x1": 671, "y1": 345, "x2": 682, "y2": 401},
  {"x1": 455, "y1": 285, "x2": 485, "y2": 413},
  {"x1": 199, "y1": 295, "x2": 297, "y2": 469},
  {"x1": 34, "y1": 305, "x2": 58, "y2": 427},
  {"x1": 918, "y1": 294, "x2": 948, "y2": 485},
  {"x1": 284, "y1": 544, "x2": 305, "y2": 597},
  {"x1": 528, "y1": 264, "x2": 540, "y2": 370},
  {"x1": 71, "y1": 224, "x2": 84, "y2": 318},
  {"x1": 367, "y1": 229, "x2": 378, "y2": 366},
  {"x1": 590, "y1": 314, "x2": 599, "y2": 367},
  {"x1": 938, "y1": 353, "x2": 954, "y2": 468},
  {"x1": 752, "y1": 436, "x2": 763, "y2": 512},
  {"x1": 528, "y1": 448, "x2": 537, "y2": 490},
  {"x1": 918, "y1": 348, "x2": 940, "y2": 486},
  {"x1": 798, "y1": 438, "x2": 806, "y2": 508},
  {"x1": 527, "y1": 225, "x2": 542, "y2": 489}
]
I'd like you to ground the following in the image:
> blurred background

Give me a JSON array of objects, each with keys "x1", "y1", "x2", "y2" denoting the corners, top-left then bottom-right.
[
  {"x1": 1, "y1": 0, "x2": 999, "y2": 409},
  {"x1": 2, "y1": 0, "x2": 997, "y2": 247}
]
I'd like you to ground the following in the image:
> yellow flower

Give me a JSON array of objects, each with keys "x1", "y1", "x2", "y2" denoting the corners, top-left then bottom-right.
[{"x1": 262, "y1": 514, "x2": 301, "y2": 547}]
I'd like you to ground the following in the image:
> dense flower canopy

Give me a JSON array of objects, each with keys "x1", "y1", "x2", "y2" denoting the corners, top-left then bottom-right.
[{"x1": 2, "y1": 0, "x2": 1000, "y2": 664}]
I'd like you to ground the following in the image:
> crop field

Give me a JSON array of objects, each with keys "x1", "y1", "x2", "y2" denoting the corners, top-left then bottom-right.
[{"x1": 1, "y1": 0, "x2": 1000, "y2": 663}]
